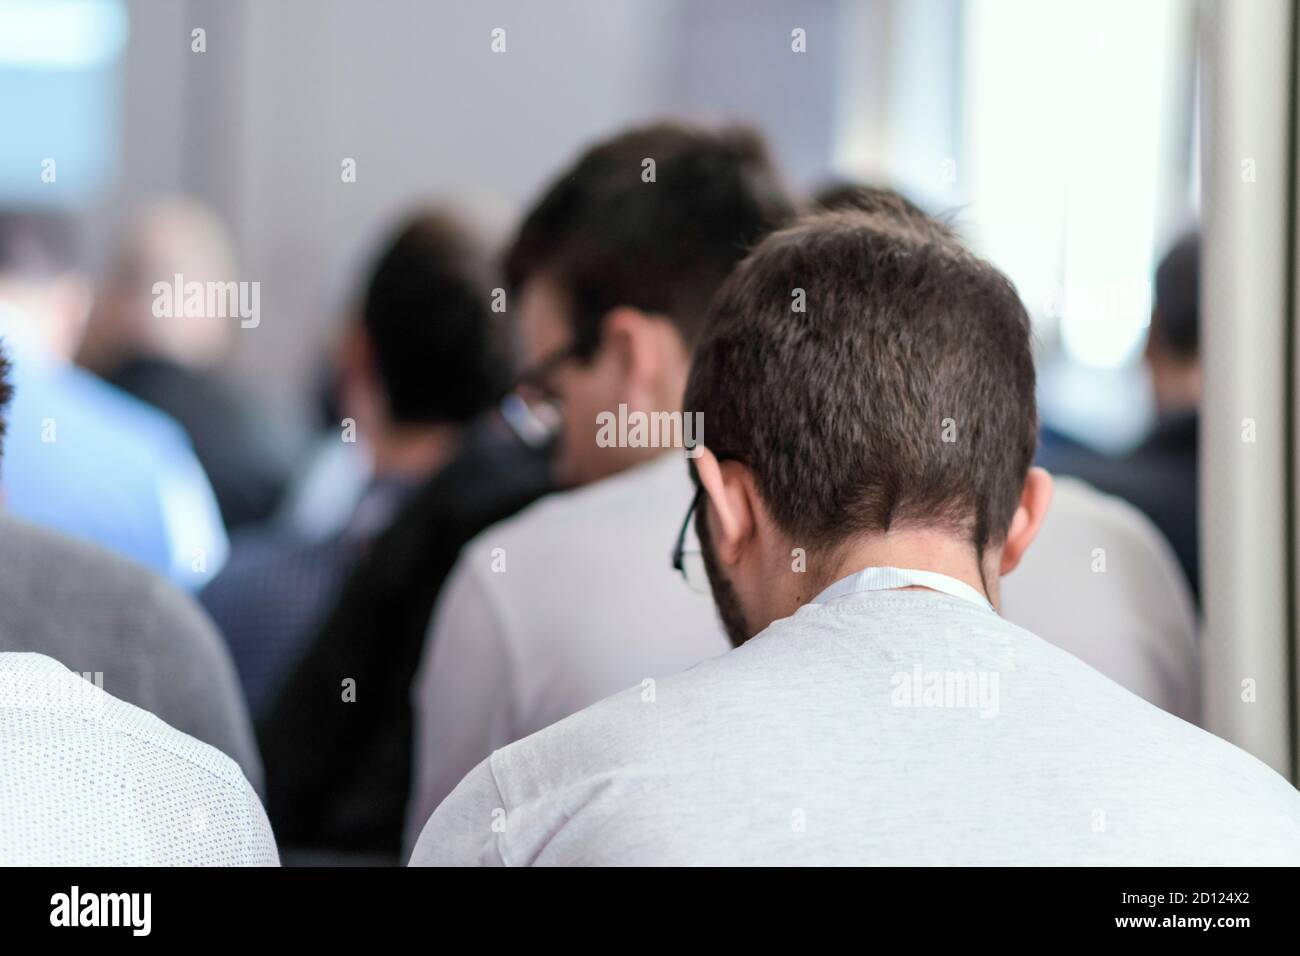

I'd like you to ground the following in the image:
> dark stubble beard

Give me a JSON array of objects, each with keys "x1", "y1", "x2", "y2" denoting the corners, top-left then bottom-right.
[{"x1": 696, "y1": 507, "x2": 753, "y2": 648}]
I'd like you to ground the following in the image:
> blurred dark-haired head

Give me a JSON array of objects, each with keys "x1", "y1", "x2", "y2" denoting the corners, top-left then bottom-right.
[
  {"x1": 360, "y1": 209, "x2": 504, "y2": 426},
  {"x1": 507, "y1": 121, "x2": 793, "y2": 355},
  {"x1": 502, "y1": 120, "x2": 795, "y2": 487},
  {"x1": 1146, "y1": 231, "x2": 1200, "y2": 414},
  {"x1": 1150, "y1": 232, "x2": 1200, "y2": 360}
]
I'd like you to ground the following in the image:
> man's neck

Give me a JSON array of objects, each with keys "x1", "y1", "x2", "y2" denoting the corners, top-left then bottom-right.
[
  {"x1": 368, "y1": 423, "x2": 463, "y2": 482},
  {"x1": 772, "y1": 527, "x2": 998, "y2": 619}
]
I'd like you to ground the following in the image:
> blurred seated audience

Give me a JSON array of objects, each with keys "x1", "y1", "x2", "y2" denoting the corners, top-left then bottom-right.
[
  {"x1": 412, "y1": 207, "x2": 1300, "y2": 866},
  {"x1": 0, "y1": 211, "x2": 227, "y2": 589},
  {"x1": 1040, "y1": 233, "x2": 1201, "y2": 601},
  {"x1": 77, "y1": 199, "x2": 295, "y2": 530},
  {"x1": 405, "y1": 171, "x2": 1198, "y2": 849},
  {"x1": 0, "y1": 652, "x2": 277, "y2": 865},
  {"x1": 404, "y1": 122, "x2": 795, "y2": 848},
  {"x1": 201, "y1": 210, "x2": 503, "y2": 720},
  {"x1": 0, "y1": 516, "x2": 263, "y2": 790},
  {"x1": 0, "y1": 342, "x2": 261, "y2": 788}
]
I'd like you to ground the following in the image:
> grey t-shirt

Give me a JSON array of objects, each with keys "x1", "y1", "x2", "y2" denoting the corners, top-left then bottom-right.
[{"x1": 411, "y1": 589, "x2": 1300, "y2": 865}]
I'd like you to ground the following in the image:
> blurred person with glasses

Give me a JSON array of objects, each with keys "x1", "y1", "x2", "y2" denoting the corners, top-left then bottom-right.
[{"x1": 403, "y1": 122, "x2": 796, "y2": 852}]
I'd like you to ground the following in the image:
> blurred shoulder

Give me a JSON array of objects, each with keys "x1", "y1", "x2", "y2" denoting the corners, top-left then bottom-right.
[{"x1": 0, "y1": 513, "x2": 227, "y2": 664}]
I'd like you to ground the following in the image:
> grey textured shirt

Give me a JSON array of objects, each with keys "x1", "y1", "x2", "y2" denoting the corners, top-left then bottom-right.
[
  {"x1": 0, "y1": 514, "x2": 262, "y2": 791},
  {"x1": 411, "y1": 589, "x2": 1300, "y2": 866}
]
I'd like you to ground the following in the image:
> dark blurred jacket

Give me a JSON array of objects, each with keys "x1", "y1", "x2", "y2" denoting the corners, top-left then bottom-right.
[
  {"x1": 107, "y1": 356, "x2": 293, "y2": 529},
  {"x1": 257, "y1": 420, "x2": 551, "y2": 862},
  {"x1": 200, "y1": 477, "x2": 414, "y2": 720}
]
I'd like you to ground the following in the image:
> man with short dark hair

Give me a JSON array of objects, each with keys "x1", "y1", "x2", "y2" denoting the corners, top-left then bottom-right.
[
  {"x1": 813, "y1": 184, "x2": 1200, "y2": 713},
  {"x1": 501, "y1": 120, "x2": 793, "y2": 487},
  {"x1": 411, "y1": 210, "x2": 1300, "y2": 866}
]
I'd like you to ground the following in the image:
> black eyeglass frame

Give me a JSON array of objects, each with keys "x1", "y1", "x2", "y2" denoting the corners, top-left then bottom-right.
[{"x1": 670, "y1": 484, "x2": 705, "y2": 579}]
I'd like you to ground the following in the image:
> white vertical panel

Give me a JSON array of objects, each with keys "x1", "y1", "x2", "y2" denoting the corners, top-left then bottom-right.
[{"x1": 1200, "y1": 0, "x2": 1294, "y2": 778}]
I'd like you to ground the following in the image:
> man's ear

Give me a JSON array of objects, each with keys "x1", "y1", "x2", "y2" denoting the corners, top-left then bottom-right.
[
  {"x1": 599, "y1": 307, "x2": 647, "y2": 380},
  {"x1": 693, "y1": 446, "x2": 757, "y2": 567},
  {"x1": 999, "y1": 466, "x2": 1054, "y2": 575},
  {"x1": 336, "y1": 321, "x2": 383, "y2": 424},
  {"x1": 601, "y1": 307, "x2": 684, "y2": 402}
]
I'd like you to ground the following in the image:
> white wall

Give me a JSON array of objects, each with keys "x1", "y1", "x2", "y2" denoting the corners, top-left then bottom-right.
[{"x1": 102, "y1": 0, "x2": 850, "y2": 421}]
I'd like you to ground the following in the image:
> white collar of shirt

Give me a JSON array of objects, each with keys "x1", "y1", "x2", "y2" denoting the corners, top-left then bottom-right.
[{"x1": 810, "y1": 566, "x2": 994, "y2": 613}]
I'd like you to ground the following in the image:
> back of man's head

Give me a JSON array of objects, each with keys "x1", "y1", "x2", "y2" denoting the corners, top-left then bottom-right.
[
  {"x1": 686, "y1": 203, "x2": 1038, "y2": 567},
  {"x1": 505, "y1": 121, "x2": 794, "y2": 354},
  {"x1": 362, "y1": 210, "x2": 503, "y2": 426}
]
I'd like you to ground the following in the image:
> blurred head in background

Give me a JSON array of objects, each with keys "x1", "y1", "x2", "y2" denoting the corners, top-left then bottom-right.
[
  {"x1": 811, "y1": 181, "x2": 936, "y2": 224},
  {"x1": 337, "y1": 208, "x2": 504, "y2": 481},
  {"x1": 0, "y1": 211, "x2": 92, "y2": 362},
  {"x1": 75, "y1": 200, "x2": 292, "y2": 530},
  {"x1": 503, "y1": 120, "x2": 794, "y2": 488},
  {"x1": 77, "y1": 199, "x2": 237, "y2": 374},
  {"x1": 1145, "y1": 231, "x2": 1200, "y2": 417}
]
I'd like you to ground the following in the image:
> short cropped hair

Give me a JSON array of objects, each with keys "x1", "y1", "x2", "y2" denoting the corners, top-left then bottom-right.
[
  {"x1": 505, "y1": 121, "x2": 794, "y2": 355},
  {"x1": 361, "y1": 211, "x2": 504, "y2": 425},
  {"x1": 812, "y1": 181, "x2": 952, "y2": 243},
  {"x1": 685, "y1": 203, "x2": 1038, "y2": 559}
]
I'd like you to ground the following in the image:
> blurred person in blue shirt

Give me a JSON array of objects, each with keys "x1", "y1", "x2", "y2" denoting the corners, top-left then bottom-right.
[{"x1": 0, "y1": 211, "x2": 227, "y2": 589}]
